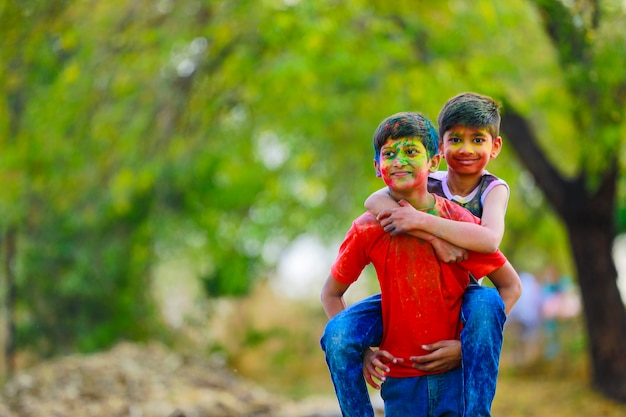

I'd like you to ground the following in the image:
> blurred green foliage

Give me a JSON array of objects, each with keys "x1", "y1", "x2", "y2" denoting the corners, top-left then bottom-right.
[{"x1": 0, "y1": 0, "x2": 625, "y2": 356}]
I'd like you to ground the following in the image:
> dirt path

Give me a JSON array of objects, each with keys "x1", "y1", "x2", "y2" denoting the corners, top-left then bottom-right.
[{"x1": 0, "y1": 342, "x2": 342, "y2": 417}]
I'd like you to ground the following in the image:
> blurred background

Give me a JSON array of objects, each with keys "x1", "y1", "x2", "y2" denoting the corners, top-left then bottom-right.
[{"x1": 1, "y1": 0, "x2": 626, "y2": 416}]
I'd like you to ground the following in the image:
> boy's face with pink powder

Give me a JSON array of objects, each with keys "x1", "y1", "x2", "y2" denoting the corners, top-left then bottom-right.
[{"x1": 374, "y1": 137, "x2": 439, "y2": 194}]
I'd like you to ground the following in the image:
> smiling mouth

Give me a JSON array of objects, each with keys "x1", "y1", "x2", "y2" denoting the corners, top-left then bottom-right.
[{"x1": 391, "y1": 171, "x2": 412, "y2": 177}]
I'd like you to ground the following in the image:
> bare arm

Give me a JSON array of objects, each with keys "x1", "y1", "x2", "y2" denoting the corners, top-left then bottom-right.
[
  {"x1": 411, "y1": 185, "x2": 508, "y2": 252},
  {"x1": 320, "y1": 275, "x2": 351, "y2": 319},
  {"x1": 474, "y1": 184, "x2": 508, "y2": 250},
  {"x1": 365, "y1": 187, "x2": 437, "y2": 242},
  {"x1": 364, "y1": 187, "x2": 398, "y2": 217},
  {"x1": 366, "y1": 188, "x2": 468, "y2": 262},
  {"x1": 487, "y1": 260, "x2": 523, "y2": 314},
  {"x1": 370, "y1": 185, "x2": 508, "y2": 253}
]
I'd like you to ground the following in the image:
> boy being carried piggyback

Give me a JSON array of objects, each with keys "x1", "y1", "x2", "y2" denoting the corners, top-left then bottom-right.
[{"x1": 321, "y1": 107, "x2": 521, "y2": 417}]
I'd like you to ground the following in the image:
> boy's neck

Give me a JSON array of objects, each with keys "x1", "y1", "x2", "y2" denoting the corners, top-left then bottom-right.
[
  {"x1": 388, "y1": 188, "x2": 435, "y2": 211},
  {"x1": 446, "y1": 169, "x2": 485, "y2": 197}
]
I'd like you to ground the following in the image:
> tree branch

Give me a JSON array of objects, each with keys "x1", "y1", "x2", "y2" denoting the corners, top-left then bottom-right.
[
  {"x1": 532, "y1": 0, "x2": 589, "y2": 67},
  {"x1": 500, "y1": 102, "x2": 577, "y2": 218}
]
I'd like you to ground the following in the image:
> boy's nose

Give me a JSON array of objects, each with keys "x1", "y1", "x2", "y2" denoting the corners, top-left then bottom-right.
[
  {"x1": 459, "y1": 142, "x2": 474, "y2": 154},
  {"x1": 393, "y1": 155, "x2": 407, "y2": 165}
]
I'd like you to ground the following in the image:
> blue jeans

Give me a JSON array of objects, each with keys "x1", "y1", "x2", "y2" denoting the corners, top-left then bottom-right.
[
  {"x1": 382, "y1": 367, "x2": 463, "y2": 417},
  {"x1": 320, "y1": 285, "x2": 506, "y2": 417}
]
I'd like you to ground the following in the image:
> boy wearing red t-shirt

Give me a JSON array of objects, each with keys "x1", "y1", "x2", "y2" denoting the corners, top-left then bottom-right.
[{"x1": 321, "y1": 112, "x2": 521, "y2": 416}]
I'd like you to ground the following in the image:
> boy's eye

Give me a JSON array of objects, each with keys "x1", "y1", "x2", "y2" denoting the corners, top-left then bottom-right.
[
  {"x1": 405, "y1": 148, "x2": 419, "y2": 156},
  {"x1": 473, "y1": 137, "x2": 485, "y2": 144},
  {"x1": 449, "y1": 137, "x2": 461, "y2": 143},
  {"x1": 382, "y1": 150, "x2": 395, "y2": 158}
]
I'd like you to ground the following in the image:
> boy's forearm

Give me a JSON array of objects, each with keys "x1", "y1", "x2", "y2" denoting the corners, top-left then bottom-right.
[
  {"x1": 498, "y1": 286, "x2": 521, "y2": 315},
  {"x1": 421, "y1": 215, "x2": 501, "y2": 253},
  {"x1": 366, "y1": 186, "x2": 501, "y2": 253},
  {"x1": 320, "y1": 276, "x2": 349, "y2": 319},
  {"x1": 487, "y1": 261, "x2": 522, "y2": 314},
  {"x1": 321, "y1": 295, "x2": 346, "y2": 320},
  {"x1": 404, "y1": 229, "x2": 436, "y2": 242}
]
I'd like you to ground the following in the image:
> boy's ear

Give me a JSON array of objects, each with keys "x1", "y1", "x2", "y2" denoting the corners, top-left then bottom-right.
[
  {"x1": 490, "y1": 136, "x2": 503, "y2": 158},
  {"x1": 373, "y1": 159, "x2": 381, "y2": 177},
  {"x1": 429, "y1": 154, "x2": 441, "y2": 172}
]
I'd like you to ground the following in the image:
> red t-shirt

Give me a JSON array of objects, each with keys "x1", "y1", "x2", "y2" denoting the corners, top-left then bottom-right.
[{"x1": 331, "y1": 195, "x2": 507, "y2": 378}]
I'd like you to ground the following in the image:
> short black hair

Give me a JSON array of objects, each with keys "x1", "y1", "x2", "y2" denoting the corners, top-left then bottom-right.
[
  {"x1": 373, "y1": 112, "x2": 438, "y2": 160},
  {"x1": 437, "y1": 92, "x2": 501, "y2": 140}
]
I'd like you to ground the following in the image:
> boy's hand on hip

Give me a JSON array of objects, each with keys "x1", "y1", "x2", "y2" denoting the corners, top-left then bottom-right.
[{"x1": 409, "y1": 340, "x2": 461, "y2": 372}]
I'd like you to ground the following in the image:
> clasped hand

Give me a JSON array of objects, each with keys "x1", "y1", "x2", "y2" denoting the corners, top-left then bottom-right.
[
  {"x1": 377, "y1": 200, "x2": 468, "y2": 263},
  {"x1": 362, "y1": 340, "x2": 462, "y2": 390}
]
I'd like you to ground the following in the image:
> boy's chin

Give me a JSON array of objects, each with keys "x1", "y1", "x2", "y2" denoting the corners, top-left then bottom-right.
[
  {"x1": 386, "y1": 180, "x2": 420, "y2": 192},
  {"x1": 387, "y1": 185, "x2": 416, "y2": 198}
]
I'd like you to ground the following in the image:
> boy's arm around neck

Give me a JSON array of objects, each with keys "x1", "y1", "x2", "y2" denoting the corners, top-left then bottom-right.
[
  {"x1": 364, "y1": 187, "x2": 395, "y2": 217},
  {"x1": 365, "y1": 187, "x2": 438, "y2": 242},
  {"x1": 406, "y1": 184, "x2": 508, "y2": 253},
  {"x1": 365, "y1": 185, "x2": 508, "y2": 253},
  {"x1": 487, "y1": 260, "x2": 522, "y2": 315}
]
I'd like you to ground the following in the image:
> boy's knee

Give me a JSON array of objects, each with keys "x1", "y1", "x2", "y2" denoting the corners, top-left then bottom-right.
[
  {"x1": 465, "y1": 286, "x2": 500, "y2": 305},
  {"x1": 320, "y1": 322, "x2": 334, "y2": 353},
  {"x1": 320, "y1": 313, "x2": 369, "y2": 357},
  {"x1": 320, "y1": 315, "x2": 348, "y2": 353},
  {"x1": 462, "y1": 287, "x2": 505, "y2": 322}
]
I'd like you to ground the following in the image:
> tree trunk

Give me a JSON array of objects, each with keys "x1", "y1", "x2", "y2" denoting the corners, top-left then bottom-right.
[
  {"x1": 562, "y1": 177, "x2": 626, "y2": 401},
  {"x1": 502, "y1": 107, "x2": 626, "y2": 402},
  {"x1": 568, "y1": 223, "x2": 626, "y2": 401}
]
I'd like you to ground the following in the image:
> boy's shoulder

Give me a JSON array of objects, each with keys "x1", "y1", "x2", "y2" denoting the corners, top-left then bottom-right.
[
  {"x1": 340, "y1": 212, "x2": 386, "y2": 247},
  {"x1": 351, "y1": 212, "x2": 384, "y2": 231}
]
